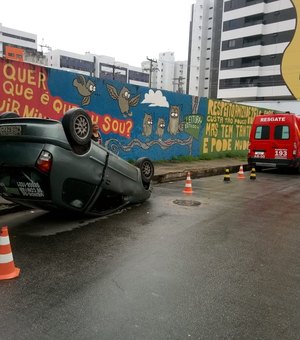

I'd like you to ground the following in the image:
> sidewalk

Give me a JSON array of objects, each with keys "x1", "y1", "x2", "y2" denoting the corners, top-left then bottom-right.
[
  {"x1": 0, "y1": 158, "x2": 249, "y2": 215},
  {"x1": 152, "y1": 157, "x2": 249, "y2": 183}
]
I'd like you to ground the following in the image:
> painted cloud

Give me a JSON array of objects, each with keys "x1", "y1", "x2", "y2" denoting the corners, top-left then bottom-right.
[{"x1": 141, "y1": 89, "x2": 169, "y2": 107}]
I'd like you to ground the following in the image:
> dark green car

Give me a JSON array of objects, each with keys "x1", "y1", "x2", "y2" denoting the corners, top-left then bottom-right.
[{"x1": 0, "y1": 109, "x2": 154, "y2": 216}]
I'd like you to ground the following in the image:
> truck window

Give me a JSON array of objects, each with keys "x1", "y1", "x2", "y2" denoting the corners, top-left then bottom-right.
[
  {"x1": 274, "y1": 125, "x2": 289, "y2": 140},
  {"x1": 255, "y1": 126, "x2": 270, "y2": 139}
]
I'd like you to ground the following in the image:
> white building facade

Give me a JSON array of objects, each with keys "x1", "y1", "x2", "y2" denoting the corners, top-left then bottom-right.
[
  {"x1": 187, "y1": 0, "x2": 215, "y2": 97},
  {"x1": 0, "y1": 23, "x2": 40, "y2": 62},
  {"x1": 218, "y1": 0, "x2": 296, "y2": 101},
  {"x1": 46, "y1": 49, "x2": 149, "y2": 87}
]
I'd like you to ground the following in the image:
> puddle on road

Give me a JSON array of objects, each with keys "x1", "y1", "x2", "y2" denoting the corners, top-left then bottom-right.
[{"x1": 173, "y1": 199, "x2": 201, "y2": 207}]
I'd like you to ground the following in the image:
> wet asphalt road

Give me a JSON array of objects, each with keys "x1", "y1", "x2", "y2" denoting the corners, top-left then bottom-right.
[{"x1": 0, "y1": 172, "x2": 299, "y2": 340}]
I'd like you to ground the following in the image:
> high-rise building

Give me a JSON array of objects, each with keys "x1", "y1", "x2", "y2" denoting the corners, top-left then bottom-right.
[
  {"x1": 209, "y1": 0, "x2": 224, "y2": 99},
  {"x1": 187, "y1": 0, "x2": 215, "y2": 97},
  {"x1": 218, "y1": 0, "x2": 296, "y2": 101}
]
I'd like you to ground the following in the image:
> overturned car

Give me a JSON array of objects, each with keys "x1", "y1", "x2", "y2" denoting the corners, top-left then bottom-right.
[{"x1": 0, "y1": 109, "x2": 154, "y2": 216}]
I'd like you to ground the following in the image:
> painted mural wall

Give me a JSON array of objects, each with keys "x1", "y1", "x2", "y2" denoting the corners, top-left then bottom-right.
[
  {"x1": 282, "y1": 0, "x2": 300, "y2": 98},
  {"x1": 0, "y1": 58, "x2": 273, "y2": 161}
]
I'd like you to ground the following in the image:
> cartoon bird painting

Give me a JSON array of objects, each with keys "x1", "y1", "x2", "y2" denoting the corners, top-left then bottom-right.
[
  {"x1": 142, "y1": 113, "x2": 153, "y2": 137},
  {"x1": 168, "y1": 105, "x2": 181, "y2": 135},
  {"x1": 73, "y1": 75, "x2": 96, "y2": 106},
  {"x1": 106, "y1": 84, "x2": 140, "y2": 117},
  {"x1": 156, "y1": 118, "x2": 165, "y2": 137}
]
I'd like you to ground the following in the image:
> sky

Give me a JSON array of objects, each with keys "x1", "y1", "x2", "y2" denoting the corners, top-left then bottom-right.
[{"x1": 1, "y1": 0, "x2": 196, "y2": 67}]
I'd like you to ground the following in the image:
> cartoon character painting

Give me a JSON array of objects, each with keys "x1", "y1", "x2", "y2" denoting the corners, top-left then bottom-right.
[
  {"x1": 106, "y1": 84, "x2": 140, "y2": 117},
  {"x1": 168, "y1": 105, "x2": 181, "y2": 135},
  {"x1": 142, "y1": 113, "x2": 153, "y2": 137},
  {"x1": 73, "y1": 75, "x2": 96, "y2": 106},
  {"x1": 156, "y1": 118, "x2": 165, "y2": 137}
]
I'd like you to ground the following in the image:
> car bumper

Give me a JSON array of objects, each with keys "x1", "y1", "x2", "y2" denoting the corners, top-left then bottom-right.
[{"x1": 248, "y1": 157, "x2": 300, "y2": 168}]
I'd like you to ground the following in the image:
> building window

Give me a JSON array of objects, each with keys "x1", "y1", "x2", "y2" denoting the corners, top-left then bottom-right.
[{"x1": 228, "y1": 39, "x2": 236, "y2": 48}]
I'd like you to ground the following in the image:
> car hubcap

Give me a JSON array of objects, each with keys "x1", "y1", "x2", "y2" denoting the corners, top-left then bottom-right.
[
  {"x1": 74, "y1": 115, "x2": 89, "y2": 139},
  {"x1": 142, "y1": 162, "x2": 152, "y2": 178}
]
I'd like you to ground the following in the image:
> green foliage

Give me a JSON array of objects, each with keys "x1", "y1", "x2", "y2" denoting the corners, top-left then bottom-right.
[{"x1": 153, "y1": 152, "x2": 247, "y2": 164}]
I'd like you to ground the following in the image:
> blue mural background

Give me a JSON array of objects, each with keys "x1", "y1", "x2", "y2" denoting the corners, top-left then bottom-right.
[{"x1": 47, "y1": 67, "x2": 201, "y2": 161}]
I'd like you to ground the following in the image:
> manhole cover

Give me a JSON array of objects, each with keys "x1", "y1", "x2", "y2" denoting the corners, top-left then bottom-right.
[{"x1": 173, "y1": 199, "x2": 201, "y2": 206}]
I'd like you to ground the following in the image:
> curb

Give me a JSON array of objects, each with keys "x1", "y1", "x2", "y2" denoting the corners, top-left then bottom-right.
[{"x1": 153, "y1": 164, "x2": 251, "y2": 184}]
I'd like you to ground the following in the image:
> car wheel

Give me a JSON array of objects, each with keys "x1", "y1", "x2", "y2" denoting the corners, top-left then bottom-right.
[
  {"x1": 62, "y1": 108, "x2": 92, "y2": 146},
  {"x1": 135, "y1": 157, "x2": 154, "y2": 183},
  {"x1": 0, "y1": 112, "x2": 20, "y2": 119}
]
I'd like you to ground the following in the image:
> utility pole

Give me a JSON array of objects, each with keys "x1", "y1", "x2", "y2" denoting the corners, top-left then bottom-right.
[
  {"x1": 145, "y1": 56, "x2": 158, "y2": 88},
  {"x1": 112, "y1": 65, "x2": 117, "y2": 80},
  {"x1": 39, "y1": 39, "x2": 51, "y2": 55}
]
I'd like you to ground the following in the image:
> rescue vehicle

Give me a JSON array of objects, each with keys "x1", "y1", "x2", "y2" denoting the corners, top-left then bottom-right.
[{"x1": 248, "y1": 112, "x2": 300, "y2": 171}]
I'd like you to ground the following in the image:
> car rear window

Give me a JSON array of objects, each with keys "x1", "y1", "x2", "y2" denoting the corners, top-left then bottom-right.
[
  {"x1": 274, "y1": 125, "x2": 289, "y2": 140},
  {"x1": 255, "y1": 126, "x2": 270, "y2": 139}
]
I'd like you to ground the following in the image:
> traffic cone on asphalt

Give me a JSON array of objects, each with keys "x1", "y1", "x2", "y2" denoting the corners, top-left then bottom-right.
[
  {"x1": 0, "y1": 226, "x2": 20, "y2": 280},
  {"x1": 224, "y1": 168, "x2": 231, "y2": 182},
  {"x1": 183, "y1": 172, "x2": 193, "y2": 194},
  {"x1": 250, "y1": 167, "x2": 256, "y2": 180},
  {"x1": 237, "y1": 165, "x2": 246, "y2": 179}
]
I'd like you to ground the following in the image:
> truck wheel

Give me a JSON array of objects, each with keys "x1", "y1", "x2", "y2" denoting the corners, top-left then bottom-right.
[
  {"x1": 135, "y1": 157, "x2": 154, "y2": 183},
  {"x1": 0, "y1": 112, "x2": 20, "y2": 119},
  {"x1": 62, "y1": 108, "x2": 92, "y2": 146}
]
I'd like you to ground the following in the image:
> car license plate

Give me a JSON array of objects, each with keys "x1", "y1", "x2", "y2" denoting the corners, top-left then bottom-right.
[
  {"x1": 0, "y1": 125, "x2": 22, "y2": 136},
  {"x1": 275, "y1": 149, "x2": 287, "y2": 159},
  {"x1": 254, "y1": 151, "x2": 265, "y2": 158}
]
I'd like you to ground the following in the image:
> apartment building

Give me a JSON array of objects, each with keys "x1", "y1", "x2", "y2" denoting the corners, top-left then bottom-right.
[
  {"x1": 0, "y1": 23, "x2": 41, "y2": 63},
  {"x1": 174, "y1": 60, "x2": 188, "y2": 94},
  {"x1": 218, "y1": 0, "x2": 296, "y2": 101},
  {"x1": 46, "y1": 49, "x2": 149, "y2": 87},
  {"x1": 187, "y1": 0, "x2": 215, "y2": 97},
  {"x1": 141, "y1": 53, "x2": 188, "y2": 93}
]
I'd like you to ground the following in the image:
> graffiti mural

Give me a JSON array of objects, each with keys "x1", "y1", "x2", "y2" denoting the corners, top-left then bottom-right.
[
  {"x1": 200, "y1": 99, "x2": 274, "y2": 156},
  {"x1": 0, "y1": 58, "x2": 271, "y2": 161}
]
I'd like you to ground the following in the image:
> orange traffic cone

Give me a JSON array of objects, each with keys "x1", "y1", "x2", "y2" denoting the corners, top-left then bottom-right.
[
  {"x1": 237, "y1": 165, "x2": 246, "y2": 179},
  {"x1": 183, "y1": 172, "x2": 193, "y2": 194},
  {"x1": 0, "y1": 226, "x2": 20, "y2": 280}
]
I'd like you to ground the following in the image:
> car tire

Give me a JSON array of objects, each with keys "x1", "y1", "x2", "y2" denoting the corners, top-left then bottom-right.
[
  {"x1": 0, "y1": 112, "x2": 20, "y2": 119},
  {"x1": 62, "y1": 108, "x2": 92, "y2": 146},
  {"x1": 135, "y1": 157, "x2": 154, "y2": 183}
]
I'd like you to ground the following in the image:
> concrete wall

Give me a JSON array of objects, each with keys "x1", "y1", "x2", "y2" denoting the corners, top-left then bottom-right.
[{"x1": 0, "y1": 58, "x2": 273, "y2": 161}]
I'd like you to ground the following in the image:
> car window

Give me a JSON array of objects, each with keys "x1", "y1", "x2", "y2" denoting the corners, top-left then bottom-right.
[
  {"x1": 274, "y1": 125, "x2": 289, "y2": 140},
  {"x1": 255, "y1": 126, "x2": 270, "y2": 139}
]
